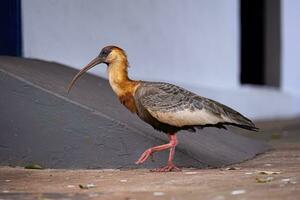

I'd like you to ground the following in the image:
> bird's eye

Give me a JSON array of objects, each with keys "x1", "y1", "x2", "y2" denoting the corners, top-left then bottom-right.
[
  {"x1": 100, "y1": 50, "x2": 108, "y2": 57},
  {"x1": 102, "y1": 51, "x2": 107, "y2": 55}
]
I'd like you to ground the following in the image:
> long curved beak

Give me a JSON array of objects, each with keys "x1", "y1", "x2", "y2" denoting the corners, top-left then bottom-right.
[{"x1": 67, "y1": 57, "x2": 103, "y2": 93}]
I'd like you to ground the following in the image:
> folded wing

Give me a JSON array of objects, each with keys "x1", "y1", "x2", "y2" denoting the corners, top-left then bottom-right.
[{"x1": 134, "y1": 82, "x2": 257, "y2": 131}]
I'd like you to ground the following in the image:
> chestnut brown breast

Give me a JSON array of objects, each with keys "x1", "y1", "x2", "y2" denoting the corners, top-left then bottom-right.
[{"x1": 119, "y1": 92, "x2": 137, "y2": 113}]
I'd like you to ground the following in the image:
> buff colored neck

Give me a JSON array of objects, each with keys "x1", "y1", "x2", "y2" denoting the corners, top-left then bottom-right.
[{"x1": 107, "y1": 58, "x2": 139, "y2": 97}]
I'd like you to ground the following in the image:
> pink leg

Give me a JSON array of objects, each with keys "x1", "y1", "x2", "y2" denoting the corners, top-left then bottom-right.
[{"x1": 136, "y1": 134, "x2": 181, "y2": 172}]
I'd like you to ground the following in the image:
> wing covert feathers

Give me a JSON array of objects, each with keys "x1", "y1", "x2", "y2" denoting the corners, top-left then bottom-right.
[{"x1": 134, "y1": 82, "x2": 258, "y2": 131}]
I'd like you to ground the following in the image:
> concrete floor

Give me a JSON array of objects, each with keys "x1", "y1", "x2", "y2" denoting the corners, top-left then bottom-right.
[{"x1": 1, "y1": 118, "x2": 300, "y2": 200}]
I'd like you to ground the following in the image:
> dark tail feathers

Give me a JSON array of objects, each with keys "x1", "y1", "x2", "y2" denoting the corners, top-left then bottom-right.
[
  {"x1": 228, "y1": 123, "x2": 259, "y2": 132},
  {"x1": 194, "y1": 122, "x2": 259, "y2": 132}
]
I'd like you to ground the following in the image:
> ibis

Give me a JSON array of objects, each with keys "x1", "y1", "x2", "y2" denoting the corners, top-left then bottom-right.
[{"x1": 67, "y1": 45, "x2": 258, "y2": 172}]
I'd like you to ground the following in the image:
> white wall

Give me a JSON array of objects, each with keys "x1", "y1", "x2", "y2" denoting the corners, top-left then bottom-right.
[
  {"x1": 282, "y1": 0, "x2": 300, "y2": 96},
  {"x1": 22, "y1": 0, "x2": 239, "y2": 89},
  {"x1": 21, "y1": 0, "x2": 300, "y2": 119}
]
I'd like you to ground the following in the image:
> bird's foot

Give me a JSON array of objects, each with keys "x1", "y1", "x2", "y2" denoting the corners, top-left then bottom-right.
[
  {"x1": 150, "y1": 164, "x2": 181, "y2": 172},
  {"x1": 135, "y1": 148, "x2": 153, "y2": 164}
]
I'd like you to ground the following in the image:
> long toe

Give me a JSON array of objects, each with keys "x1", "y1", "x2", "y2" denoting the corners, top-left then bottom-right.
[
  {"x1": 150, "y1": 164, "x2": 181, "y2": 172},
  {"x1": 135, "y1": 149, "x2": 152, "y2": 164}
]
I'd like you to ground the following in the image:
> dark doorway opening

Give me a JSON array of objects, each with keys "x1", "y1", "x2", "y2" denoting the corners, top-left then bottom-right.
[
  {"x1": 240, "y1": 0, "x2": 281, "y2": 87},
  {"x1": 0, "y1": 0, "x2": 22, "y2": 56}
]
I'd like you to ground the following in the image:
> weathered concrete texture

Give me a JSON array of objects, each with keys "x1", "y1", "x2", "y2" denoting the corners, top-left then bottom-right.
[{"x1": 0, "y1": 56, "x2": 270, "y2": 169}]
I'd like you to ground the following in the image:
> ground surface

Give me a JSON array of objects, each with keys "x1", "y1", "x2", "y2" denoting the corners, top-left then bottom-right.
[{"x1": 1, "y1": 118, "x2": 300, "y2": 200}]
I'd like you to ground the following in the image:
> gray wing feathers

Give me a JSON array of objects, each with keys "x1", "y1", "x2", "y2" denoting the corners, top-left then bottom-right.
[
  {"x1": 137, "y1": 83, "x2": 200, "y2": 112},
  {"x1": 135, "y1": 82, "x2": 255, "y2": 128},
  {"x1": 202, "y1": 98, "x2": 255, "y2": 127}
]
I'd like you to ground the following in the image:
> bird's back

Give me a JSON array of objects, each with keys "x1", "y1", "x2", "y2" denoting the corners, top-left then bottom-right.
[{"x1": 134, "y1": 82, "x2": 258, "y2": 133}]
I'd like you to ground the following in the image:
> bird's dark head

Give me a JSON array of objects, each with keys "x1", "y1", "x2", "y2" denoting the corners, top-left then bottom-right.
[
  {"x1": 98, "y1": 45, "x2": 127, "y2": 64},
  {"x1": 67, "y1": 45, "x2": 127, "y2": 92}
]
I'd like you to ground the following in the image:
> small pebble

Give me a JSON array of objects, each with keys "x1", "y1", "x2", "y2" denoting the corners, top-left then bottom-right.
[
  {"x1": 231, "y1": 189, "x2": 246, "y2": 195},
  {"x1": 5, "y1": 180, "x2": 11, "y2": 182},
  {"x1": 245, "y1": 172, "x2": 253, "y2": 175},
  {"x1": 281, "y1": 178, "x2": 296, "y2": 184},
  {"x1": 184, "y1": 172, "x2": 198, "y2": 175},
  {"x1": 86, "y1": 183, "x2": 96, "y2": 187},
  {"x1": 2, "y1": 190, "x2": 9, "y2": 193},
  {"x1": 153, "y1": 192, "x2": 165, "y2": 196},
  {"x1": 257, "y1": 170, "x2": 281, "y2": 175},
  {"x1": 225, "y1": 167, "x2": 240, "y2": 170},
  {"x1": 79, "y1": 183, "x2": 96, "y2": 189},
  {"x1": 67, "y1": 185, "x2": 75, "y2": 188},
  {"x1": 120, "y1": 179, "x2": 128, "y2": 182},
  {"x1": 264, "y1": 164, "x2": 272, "y2": 167},
  {"x1": 256, "y1": 176, "x2": 274, "y2": 183}
]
